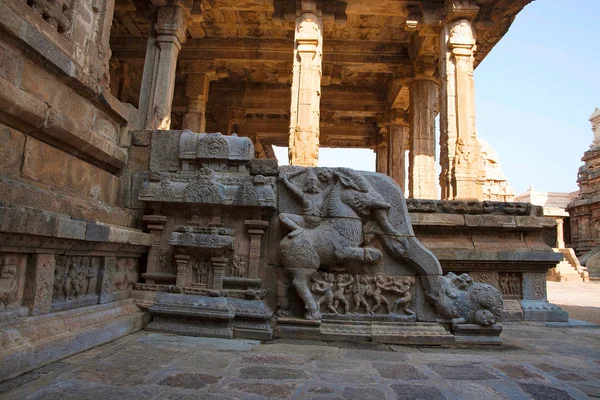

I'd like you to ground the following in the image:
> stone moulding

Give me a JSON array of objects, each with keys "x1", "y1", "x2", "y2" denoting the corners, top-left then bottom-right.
[
  {"x1": 147, "y1": 292, "x2": 272, "y2": 340},
  {"x1": 0, "y1": 300, "x2": 143, "y2": 382}
]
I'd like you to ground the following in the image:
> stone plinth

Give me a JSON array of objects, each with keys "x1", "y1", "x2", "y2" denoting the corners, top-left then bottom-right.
[{"x1": 408, "y1": 199, "x2": 566, "y2": 322}]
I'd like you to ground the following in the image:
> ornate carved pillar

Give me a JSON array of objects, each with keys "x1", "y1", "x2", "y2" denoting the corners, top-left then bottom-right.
[
  {"x1": 182, "y1": 73, "x2": 210, "y2": 133},
  {"x1": 147, "y1": 5, "x2": 188, "y2": 130},
  {"x1": 289, "y1": 1, "x2": 322, "y2": 166},
  {"x1": 439, "y1": 18, "x2": 485, "y2": 200},
  {"x1": 409, "y1": 76, "x2": 438, "y2": 199},
  {"x1": 388, "y1": 110, "x2": 410, "y2": 192},
  {"x1": 245, "y1": 220, "x2": 269, "y2": 279}
]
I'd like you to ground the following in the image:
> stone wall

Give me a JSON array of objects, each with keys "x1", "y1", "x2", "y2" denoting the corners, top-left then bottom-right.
[{"x1": 0, "y1": 0, "x2": 149, "y2": 381}]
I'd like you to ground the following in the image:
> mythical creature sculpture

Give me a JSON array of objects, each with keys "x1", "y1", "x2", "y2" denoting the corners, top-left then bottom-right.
[{"x1": 426, "y1": 272, "x2": 503, "y2": 326}]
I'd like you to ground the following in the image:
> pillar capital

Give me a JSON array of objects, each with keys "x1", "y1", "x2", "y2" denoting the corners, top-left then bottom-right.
[
  {"x1": 155, "y1": 5, "x2": 188, "y2": 45},
  {"x1": 447, "y1": 19, "x2": 476, "y2": 52},
  {"x1": 388, "y1": 108, "x2": 409, "y2": 126}
]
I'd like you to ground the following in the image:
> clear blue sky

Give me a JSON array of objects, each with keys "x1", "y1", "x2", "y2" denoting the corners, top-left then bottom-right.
[{"x1": 275, "y1": 1, "x2": 600, "y2": 195}]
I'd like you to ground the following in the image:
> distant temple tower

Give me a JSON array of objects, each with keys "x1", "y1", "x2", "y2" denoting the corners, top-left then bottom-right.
[
  {"x1": 567, "y1": 107, "x2": 600, "y2": 255},
  {"x1": 478, "y1": 138, "x2": 515, "y2": 202}
]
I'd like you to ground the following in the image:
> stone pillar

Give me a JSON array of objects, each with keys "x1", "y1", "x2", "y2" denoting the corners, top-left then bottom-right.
[
  {"x1": 439, "y1": 19, "x2": 485, "y2": 200},
  {"x1": 409, "y1": 79, "x2": 438, "y2": 199},
  {"x1": 23, "y1": 254, "x2": 55, "y2": 316},
  {"x1": 183, "y1": 73, "x2": 210, "y2": 133},
  {"x1": 375, "y1": 128, "x2": 389, "y2": 175},
  {"x1": 147, "y1": 5, "x2": 188, "y2": 130},
  {"x1": 387, "y1": 111, "x2": 410, "y2": 192},
  {"x1": 174, "y1": 254, "x2": 190, "y2": 287},
  {"x1": 211, "y1": 257, "x2": 228, "y2": 290},
  {"x1": 556, "y1": 218, "x2": 565, "y2": 248},
  {"x1": 143, "y1": 215, "x2": 168, "y2": 284},
  {"x1": 245, "y1": 220, "x2": 269, "y2": 279},
  {"x1": 289, "y1": 1, "x2": 322, "y2": 166}
]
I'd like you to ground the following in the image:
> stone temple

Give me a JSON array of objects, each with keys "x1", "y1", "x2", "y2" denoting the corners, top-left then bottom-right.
[{"x1": 0, "y1": 0, "x2": 568, "y2": 381}]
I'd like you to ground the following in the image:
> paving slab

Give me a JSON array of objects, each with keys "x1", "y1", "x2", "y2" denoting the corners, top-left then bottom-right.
[{"x1": 1, "y1": 281, "x2": 599, "y2": 399}]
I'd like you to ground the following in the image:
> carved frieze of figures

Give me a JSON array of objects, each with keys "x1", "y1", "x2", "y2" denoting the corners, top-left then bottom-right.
[
  {"x1": 53, "y1": 256, "x2": 100, "y2": 302},
  {"x1": 0, "y1": 254, "x2": 22, "y2": 310},
  {"x1": 114, "y1": 258, "x2": 139, "y2": 292},
  {"x1": 499, "y1": 272, "x2": 521, "y2": 298},
  {"x1": 308, "y1": 272, "x2": 415, "y2": 317}
]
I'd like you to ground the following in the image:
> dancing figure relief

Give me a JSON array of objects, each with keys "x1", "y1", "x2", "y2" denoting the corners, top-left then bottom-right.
[{"x1": 306, "y1": 271, "x2": 416, "y2": 317}]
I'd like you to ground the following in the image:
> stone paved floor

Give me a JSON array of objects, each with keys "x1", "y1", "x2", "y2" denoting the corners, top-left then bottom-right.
[{"x1": 1, "y1": 280, "x2": 599, "y2": 400}]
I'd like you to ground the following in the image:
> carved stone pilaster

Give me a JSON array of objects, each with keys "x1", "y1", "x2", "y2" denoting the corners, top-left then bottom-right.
[
  {"x1": 99, "y1": 256, "x2": 116, "y2": 304},
  {"x1": 522, "y1": 272, "x2": 547, "y2": 301},
  {"x1": 211, "y1": 257, "x2": 228, "y2": 290},
  {"x1": 143, "y1": 215, "x2": 169, "y2": 284},
  {"x1": 23, "y1": 254, "x2": 55, "y2": 316},
  {"x1": 289, "y1": 3, "x2": 322, "y2": 166},
  {"x1": 174, "y1": 254, "x2": 191, "y2": 287},
  {"x1": 245, "y1": 220, "x2": 269, "y2": 279}
]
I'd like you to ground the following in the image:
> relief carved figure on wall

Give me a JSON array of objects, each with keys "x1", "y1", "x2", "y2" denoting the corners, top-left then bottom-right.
[
  {"x1": 194, "y1": 258, "x2": 210, "y2": 285},
  {"x1": 231, "y1": 255, "x2": 247, "y2": 278},
  {"x1": 499, "y1": 272, "x2": 521, "y2": 298},
  {"x1": 53, "y1": 256, "x2": 100, "y2": 302},
  {"x1": 114, "y1": 258, "x2": 139, "y2": 292},
  {"x1": 0, "y1": 255, "x2": 20, "y2": 310}
]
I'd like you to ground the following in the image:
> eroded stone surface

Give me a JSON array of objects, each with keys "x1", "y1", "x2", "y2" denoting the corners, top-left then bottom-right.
[
  {"x1": 157, "y1": 373, "x2": 221, "y2": 390},
  {"x1": 373, "y1": 363, "x2": 428, "y2": 380},
  {"x1": 228, "y1": 382, "x2": 298, "y2": 399},
  {"x1": 391, "y1": 383, "x2": 447, "y2": 400},
  {"x1": 238, "y1": 366, "x2": 308, "y2": 380},
  {"x1": 428, "y1": 364, "x2": 500, "y2": 380}
]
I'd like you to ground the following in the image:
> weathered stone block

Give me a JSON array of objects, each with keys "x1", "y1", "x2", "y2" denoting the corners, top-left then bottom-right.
[
  {"x1": 520, "y1": 300, "x2": 569, "y2": 322},
  {"x1": 22, "y1": 137, "x2": 120, "y2": 204},
  {"x1": 85, "y1": 223, "x2": 110, "y2": 242},
  {"x1": 131, "y1": 130, "x2": 152, "y2": 147},
  {"x1": 250, "y1": 159, "x2": 278, "y2": 176}
]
